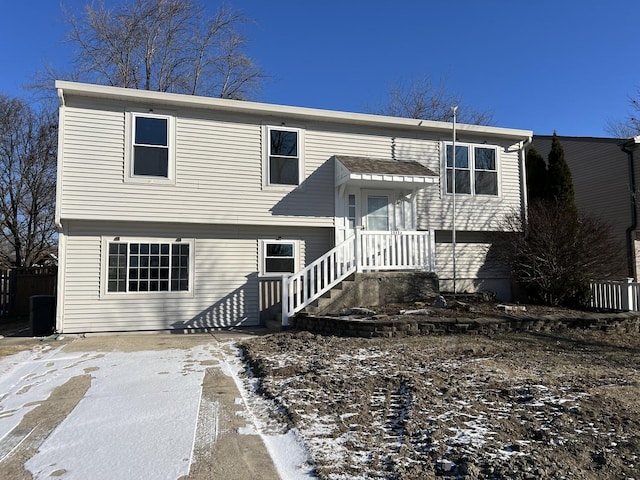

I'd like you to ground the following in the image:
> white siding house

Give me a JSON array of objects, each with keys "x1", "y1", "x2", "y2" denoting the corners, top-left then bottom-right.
[{"x1": 55, "y1": 81, "x2": 532, "y2": 333}]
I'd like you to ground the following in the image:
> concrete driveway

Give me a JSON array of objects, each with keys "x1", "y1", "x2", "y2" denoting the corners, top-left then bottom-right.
[{"x1": 0, "y1": 330, "x2": 298, "y2": 479}]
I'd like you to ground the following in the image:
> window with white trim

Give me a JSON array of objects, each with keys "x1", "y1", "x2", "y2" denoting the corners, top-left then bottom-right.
[
  {"x1": 267, "y1": 127, "x2": 300, "y2": 186},
  {"x1": 262, "y1": 240, "x2": 296, "y2": 274},
  {"x1": 445, "y1": 143, "x2": 499, "y2": 196},
  {"x1": 347, "y1": 194, "x2": 357, "y2": 229},
  {"x1": 128, "y1": 113, "x2": 174, "y2": 180},
  {"x1": 107, "y1": 241, "x2": 190, "y2": 293}
]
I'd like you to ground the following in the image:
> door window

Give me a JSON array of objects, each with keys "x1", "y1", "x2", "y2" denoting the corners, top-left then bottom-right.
[{"x1": 366, "y1": 196, "x2": 389, "y2": 230}]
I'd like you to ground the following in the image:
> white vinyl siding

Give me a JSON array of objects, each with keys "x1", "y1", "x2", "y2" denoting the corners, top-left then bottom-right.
[
  {"x1": 434, "y1": 231, "x2": 512, "y2": 300},
  {"x1": 58, "y1": 85, "x2": 529, "y2": 236},
  {"x1": 60, "y1": 107, "x2": 335, "y2": 226},
  {"x1": 59, "y1": 221, "x2": 331, "y2": 333},
  {"x1": 419, "y1": 141, "x2": 522, "y2": 232},
  {"x1": 59, "y1": 97, "x2": 525, "y2": 233}
]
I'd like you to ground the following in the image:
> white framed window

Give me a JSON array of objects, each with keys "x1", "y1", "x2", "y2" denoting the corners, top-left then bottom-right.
[
  {"x1": 347, "y1": 194, "x2": 357, "y2": 229},
  {"x1": 126, "y1": 112, "x2": 175, "y2": 183},
  {"x1": 104, "y1": 238, "x2": 193, "y2": 294},
  {"x1": 445, "y1": 143, "x2": 499, "y2": 196},
  {"x1": 265, "y1": 126, "x2": 303, "y2": 186},
  {"x1": 261, "y1": 240, "x2": 297, "y2": 275}
]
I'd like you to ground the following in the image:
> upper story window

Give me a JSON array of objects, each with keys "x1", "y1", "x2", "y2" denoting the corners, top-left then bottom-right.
[
  {"x1": 126, "y1": 112, "x2": 175, "y2": 183},
  {"x1": 445, "y1": 143, "x2": 499, "y2": 196},
  {"x1": 267, "y1": 126, "x2": 301, "y2": 186}
]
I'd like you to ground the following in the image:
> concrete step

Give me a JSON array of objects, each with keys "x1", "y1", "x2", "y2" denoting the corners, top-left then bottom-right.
[
  {"x1": 304, "y1": 278, "x2": 357, "y2": 315},
  {"x1": 301, "y1": 271, "x2": 439, "y2": 317}
]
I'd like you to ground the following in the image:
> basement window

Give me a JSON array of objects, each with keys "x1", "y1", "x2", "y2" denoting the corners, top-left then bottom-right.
[{"x1": 262, "y1": 240, "x2": 297, "y2": 275}]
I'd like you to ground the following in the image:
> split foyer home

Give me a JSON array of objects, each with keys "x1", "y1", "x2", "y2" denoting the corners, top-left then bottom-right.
[{"x1": 54, "y1": 81, "x2": 532, "y2": 333}]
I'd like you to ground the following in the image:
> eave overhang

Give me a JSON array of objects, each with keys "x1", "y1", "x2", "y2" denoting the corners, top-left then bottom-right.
[{"x1": 55, "y1": 81, "x2": 533, "y2": 142}]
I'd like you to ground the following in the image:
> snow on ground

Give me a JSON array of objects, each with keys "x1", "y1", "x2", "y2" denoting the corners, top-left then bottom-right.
[
  {"x1": 0, "y1": 343, "x2": 219, "y2": 479},
  {"x1": 239, "y1": 331, "x2": 640, "y2": 479},
  {"x1": 218, "y1": 342, "x2": 315, "y2": 479},
  {"x1": 0, "y1": 338, "x2": 316, "y2": 480}
]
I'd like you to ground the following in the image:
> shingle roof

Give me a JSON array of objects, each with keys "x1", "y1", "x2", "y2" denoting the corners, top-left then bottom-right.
[{"x1": 335, "y1": 156, "x2": 437, "y2": 177}]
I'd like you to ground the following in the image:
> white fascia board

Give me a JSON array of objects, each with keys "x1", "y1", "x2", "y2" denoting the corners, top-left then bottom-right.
[
  {"x1": 346, "y1": 173, "x2": 438, "y2": 186},
  {"x1": 55, "y1": 81, "x2": 533, "y2": 141}
]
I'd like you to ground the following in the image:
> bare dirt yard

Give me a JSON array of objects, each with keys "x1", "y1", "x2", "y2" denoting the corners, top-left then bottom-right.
[{"x1": 240, "y1": 315, "x2": 640, "y2": 479}]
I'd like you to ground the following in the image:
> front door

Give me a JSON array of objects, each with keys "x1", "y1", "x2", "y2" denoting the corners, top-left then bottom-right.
[{"x1": 363, "y1": 191, "x2": 392, "y2": 231}]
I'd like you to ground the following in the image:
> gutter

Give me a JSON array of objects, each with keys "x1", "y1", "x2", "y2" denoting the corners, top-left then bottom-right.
[
  {"x1": 621, "y1": 140, "x2": 638, "y2": 279},
  {"x1": 54, "y1": 81, "x2": 533, "y2": 142}
]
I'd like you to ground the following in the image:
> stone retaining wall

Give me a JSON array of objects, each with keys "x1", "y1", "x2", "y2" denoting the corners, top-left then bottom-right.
[{"x1": 291, "y1": 312, "x2": 640, "y2": 338}]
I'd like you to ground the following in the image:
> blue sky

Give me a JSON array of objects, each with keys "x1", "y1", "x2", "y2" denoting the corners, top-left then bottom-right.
[{"x1": 2, "y1": 0, "x2": 638, "y2": 137}]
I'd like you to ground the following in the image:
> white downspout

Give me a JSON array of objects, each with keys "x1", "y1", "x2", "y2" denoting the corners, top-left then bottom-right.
[
  {"x1": 520, "y1": 137, "x2": 532, "y2": 225},
  {"x1": 451, "y1": 106, "x2": 458, "y2": 297},
  {"x1": 55, "y1": 87, "x2": 66, "y2": 333}
]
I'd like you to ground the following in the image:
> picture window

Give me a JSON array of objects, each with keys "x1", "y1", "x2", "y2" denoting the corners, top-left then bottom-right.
[{"x1": 107, "y1": 241, "x2": 189, "y2": 293}]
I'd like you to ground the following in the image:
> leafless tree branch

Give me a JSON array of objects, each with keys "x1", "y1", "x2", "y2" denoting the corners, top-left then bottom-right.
[
  {"x1": 0, "y1": 96, "x2": 57, "y2": 268},
  {"x1": 62, "y1": 0, "x2": 265, "y2": 99},
  {"x1": 372, "y1": 74, "x2": 494, "y2": 125}
]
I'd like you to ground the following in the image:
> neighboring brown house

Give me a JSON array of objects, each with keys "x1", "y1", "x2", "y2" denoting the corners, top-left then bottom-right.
[{"x1": 531, "y1": 135, "x2": 637, "y2": 279}]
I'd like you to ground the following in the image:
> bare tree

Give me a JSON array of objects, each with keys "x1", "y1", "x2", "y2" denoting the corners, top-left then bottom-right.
[
  {"x1": 373, "y1": 74, "x2": 494, "y2": 125},
  {"x1": 64, "y1": 0, "x2": 265, "y2": 98},
  {"x1": 605, "y1": 87, "x2": 640, "y2": 138},
  {"x1": 0, "y1": 95, "x2": 57, "y2": 268},
  {"x1": 497, "y1": 200, "x2": 623, "y2": 307}
]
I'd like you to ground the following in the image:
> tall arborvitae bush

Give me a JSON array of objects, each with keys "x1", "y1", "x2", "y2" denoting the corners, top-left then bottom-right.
[
  {"x1": 525, "y1": 147, "x2": 547, "y2": 202},
  {"x1": 503, "y1": 134, "x2": 621, "y2": 308},
  {"x1": 546, "y1": 132, "x2": 577, "y2": 212}
]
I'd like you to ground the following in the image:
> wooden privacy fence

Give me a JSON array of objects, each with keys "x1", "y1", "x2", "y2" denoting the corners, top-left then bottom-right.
[
  {"x1": 590, "y1": 278, "x2": 640, "y2": 311},
  {"x1": 0, "y1": 270, "x2": 10, "y2": 316},
  {"x1": 0, "y1": 266, "x2": 57, "y2": 318}
]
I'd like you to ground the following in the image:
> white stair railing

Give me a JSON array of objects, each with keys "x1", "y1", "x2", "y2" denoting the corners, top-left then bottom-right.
[
  {"x1": 281, "y1": 229, "x2": 436, "y2": 325},
  {"x1": 282, "y1": 234, "x2": 357, "y2": 326}
]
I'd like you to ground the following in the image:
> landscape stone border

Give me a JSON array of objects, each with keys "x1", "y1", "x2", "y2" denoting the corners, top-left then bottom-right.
[{"x1": 291, "y1": 311, "x2": 640, "y2": 338}]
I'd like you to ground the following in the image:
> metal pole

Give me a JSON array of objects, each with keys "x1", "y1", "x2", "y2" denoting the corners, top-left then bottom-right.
[{"x1": 452, "y1": 106, "x2": 458, "y2": 298}]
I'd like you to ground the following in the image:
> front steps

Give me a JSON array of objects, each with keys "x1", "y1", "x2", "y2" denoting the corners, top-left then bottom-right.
[{"x1": 303, "y1": 271, "x2": 439, "y2": 317}]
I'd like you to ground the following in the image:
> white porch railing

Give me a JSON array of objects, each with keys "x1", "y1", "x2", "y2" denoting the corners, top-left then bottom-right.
[
  {"x1": 590, "y1": 278, "x2": 640, "y2": 311},
  {"x1": 282, "y1": 229, "x2": 435, "y2": 325},
  {"x1": 358, "y1": 230, "x2": 435, "y2": 272}
]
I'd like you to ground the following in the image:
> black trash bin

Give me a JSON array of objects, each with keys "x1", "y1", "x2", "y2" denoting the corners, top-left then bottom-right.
[{"x1": 30, "y1": 295, "x2": 56, "y2": 336}]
